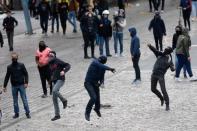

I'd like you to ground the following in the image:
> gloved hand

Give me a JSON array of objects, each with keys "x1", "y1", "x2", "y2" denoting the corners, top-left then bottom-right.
[{"x1": 110, "y1": 68, "x2": 116, "y2": 73}]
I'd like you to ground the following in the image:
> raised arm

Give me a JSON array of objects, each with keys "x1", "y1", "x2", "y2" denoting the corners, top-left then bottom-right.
[{"x1": 147, "y1": 44, "x2": 163, "y2": 57}]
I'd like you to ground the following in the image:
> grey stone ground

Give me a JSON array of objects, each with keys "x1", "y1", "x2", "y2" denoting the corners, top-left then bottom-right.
[{"x1": 0, "y1": 0, "x2": 197, "y2": 130}]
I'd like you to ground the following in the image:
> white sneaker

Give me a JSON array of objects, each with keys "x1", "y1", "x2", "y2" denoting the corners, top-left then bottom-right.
[
  {"x1": 189, "y1": 76, "x2": 197, "y2": 81},
  {"x1": 175, "y1": 77, "x2": 182, "y2": 82},
  {"x1": 115, "y1": 53, "x2": 119, "y2": 57}
]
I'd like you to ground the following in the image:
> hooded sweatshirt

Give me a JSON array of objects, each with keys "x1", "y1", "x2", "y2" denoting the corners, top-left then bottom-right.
[
  {"x1": 129, "y1": 28, "x2": 140, "y2": 56},
  {"x1": 176, "y1": 28, "x2": 191, "y2": 57}
]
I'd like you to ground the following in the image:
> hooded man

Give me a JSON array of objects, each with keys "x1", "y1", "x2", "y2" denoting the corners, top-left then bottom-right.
[
  {"x1": 35, "y1": 41, "x2": 52, "y2": 98},
  {"x1": 129, "y1": 27, "x2": 141, "y2": 84},
  {"x1": 175, "y1": 28, "x2": 196, "y2": 81},
  {"x1": 84, "y1": 56, "x2": 115, "y2": 121},
  {"x1": 48, "y1": 51, "x2": 71, "y2": 121},
  {"x1": 3, "y1": 52, "x2": 31, "y2": 119},
  {"x1": 148, "y1": 44, "x2": 175, "y2": 111},
  {"x1": 149, "y1": 11, "x2": 166, "y2": 51}
]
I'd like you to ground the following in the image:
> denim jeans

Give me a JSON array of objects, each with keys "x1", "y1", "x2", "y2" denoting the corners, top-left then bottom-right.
[
  {"x1": 52, "y1": 80, "x2": 66, "y2": 116},
  {"x1": 12, "y1": 85, "x2": 30, "y2": 114},
  {"x1": 68, "y1": 11, "x2": 77, "y2": 31},
  {"x1": 175, "y1": 54, "x2": 187, "y2": 75},
  {"x1": 151, "y1": 74, "x2": 169, "y2": 106},
  {"x1": 99, "y1": 37, "x2": 110, "y2": 56},
  {"x1": 51, "y1": 14, "x2": 59, "y2": 32},
  {"x1": 85, "y1": 82, "x2": 100, "y2": 115},
  {"x1": 175, "y1": 54, "x2": 193, "y2": 78},
  {"x1": 113, "y1": 32, "x2": 123, "y2": 54},
  {"x1": 192, "y1": 1, "x2": 197, "y2": 17}
]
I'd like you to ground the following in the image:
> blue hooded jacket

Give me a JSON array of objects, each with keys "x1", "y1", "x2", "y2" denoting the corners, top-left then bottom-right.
[{"x1": 129, "y1": 28, "x2": 140, "y2": 56}]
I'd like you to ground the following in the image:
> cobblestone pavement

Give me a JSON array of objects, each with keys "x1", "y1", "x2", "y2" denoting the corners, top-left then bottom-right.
[{"x1": 0, "y1": 0, "x2": 197, "y2": 130}]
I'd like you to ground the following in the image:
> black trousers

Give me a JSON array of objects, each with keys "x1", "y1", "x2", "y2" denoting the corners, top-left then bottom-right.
[
  {"x1": 154, "y1": 35, "x2": 163, "y2": 51},
  {"x1": 132, "y1": 54, "x2": 141, "y2": 80},
  {"x1": 38, "y1": 65, "x2": 52, "y2": 95},
  {"x1": 6, "y1": 31, "x2": 14, "y2": 51},
  {"x1": 40, "y1": 16, "x2": 49, "y2": 33},
  {"x1": 85, "y1": 82, "x2": 100, "y2": 115},
  {"x1": 82, "y1": 32, "x2": 95, "y2": 58},
  {"x1": 154, "y1": 0, "x2": 165, "y2": 10},
  {"x1": 149, "y1": 0, "x2": 156, "y2": 11},
  {"x1": 60, "y1": 14, "x2": 68, "y2": 34},
  {"x1": 151, "y1": 74, "x2": 169, "y2": 106},
  {"x1": 182, "y1": 9, "x2": 191, "y2": 30}
]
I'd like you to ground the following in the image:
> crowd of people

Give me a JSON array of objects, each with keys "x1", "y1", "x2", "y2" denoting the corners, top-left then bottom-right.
[{"x1": 0, "y1": 0, "x2": 197, "y2": 123}]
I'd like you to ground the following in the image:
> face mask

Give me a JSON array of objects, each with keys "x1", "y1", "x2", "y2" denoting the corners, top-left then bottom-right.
[{"x1": 12, "y1": 58, "x2": 18, "y2": 64}]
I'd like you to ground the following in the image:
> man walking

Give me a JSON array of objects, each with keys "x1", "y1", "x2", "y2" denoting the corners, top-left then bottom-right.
[
  {"x1": 37, "y1": 0, "x2": 51, "y2": 34},
  {"x1": 51, "y1": 0, "x2": 59, "y2": 33},
  {"x1": 149, "y1": 11, "x2": 166, "y2": 51},
  {"x1": 59, "y1": 0, "x2": 69, "y2": 35},
  {"x1": 3, "y1": 11, "x2": 18, "y2": 51},
  {"x1": 148, "y1": 44, "x2": 175, "y2": 111},
  {"x1": 68, "y1": 0, "x2": 78, "y2": 33},
  {"x1": 129, "y1": 27, "x2": 141, "y2": 84},
  {"x1": 84, "y1": 56, "x2": 115, "y2": 121},
  {"x1": 48, "y1": 51, "x2": 71, "y2": 121},
  {"x1": 3, "y1": 52, "x2": 31, "y2": 119}
]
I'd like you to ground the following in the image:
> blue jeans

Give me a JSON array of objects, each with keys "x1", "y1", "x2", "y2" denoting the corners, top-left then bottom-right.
[
  {"x1": 52, "y1": 80, "x2": 66, "y2": 116},
  {"x1": 68, "y1": 11, "x2": 77, "y2": 31},
  {"x1": 12, "y1": 85, "x2": 30, "y2": 114},
  {"x1": 175, "y1": 54, "x2": 193, "y2": 78},
  {"x1": 113, "y1": 32, "x2": 123, "y2": 54},
  {"x1": 51, "y1": 14, "x2": 59, "y2": 32},
  {"x1": 85, "y1": 82, "x2": 100, "y2": 115},
  {"x1": 99, "y1": 37, "x2": 110, "y2": 56},
  {"x1": 192, "y1": 1, "x2": 197, "y2": 17},
  {"x1": 175, "y1": 54, "x2": 187, "y2": 75}
]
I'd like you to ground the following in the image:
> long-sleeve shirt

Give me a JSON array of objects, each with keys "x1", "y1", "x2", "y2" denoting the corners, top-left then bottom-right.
[
  {"x1": 85, "y1": 59, "x2": 111, "y2": 84},
  {"x1": 148, "y1": 45, "x2": 175, "y2": 76},
  {"x1": 3, "y1": 16, "x2": 18, "y2": 32},
  {"x1": 4, "y1": 62, "x2": 28, "y2": 88},
  {"x1": 49, "y1": 58, "x2": 71, "y2": 82}
]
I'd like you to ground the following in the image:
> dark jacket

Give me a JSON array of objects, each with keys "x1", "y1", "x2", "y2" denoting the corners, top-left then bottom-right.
[
  {"x1": 80, "y1": 12, "x2": 99, "y2": 35},
  {"x1": 98, "y1": 17, "x2": 112, "y2": 38},
  {"x1": 129, "y1": 28, "x2": 140, "y2": 56},
  {"x1": 148, "y1": 16, "x2": 166, "y2": 37},
  {"x1": 59, "y1": 2, "x2": 69, "y2": 17},
  {"x1": 148, "y1": 45, "x2": 175, "y2": 76},
  {"x1": 3, "y1": 16, "x2": 18, "y2": 32},
  {"x1": 180, "y1": 0, "x2": 192, "y2": 10},
  {"x1": 85, "y1": 59, "x2": 111, "y2": 84},
  {"x1": 172, "y1": 33, "x2": 181, "y2": 50},
  {"x1": 4, "y1": 62, "x2": 28, "y2": 88},
  {"x1": 51, "y1": 1, "x2": 59, "y2": 16},
  {"x1": 97, "y1": 0, "x2": 109, "y2": 16},
  {"x1": 37, "y1": 1, "x2": 51, "y2": 17},
  {"x1": 49, "y1": 58, "x2": 71, "y2": 82}
]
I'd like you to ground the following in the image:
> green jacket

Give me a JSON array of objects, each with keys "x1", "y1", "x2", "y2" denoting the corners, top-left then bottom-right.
[{"x1": 176, "y1": 28, "x2": 191, "y2": 57}]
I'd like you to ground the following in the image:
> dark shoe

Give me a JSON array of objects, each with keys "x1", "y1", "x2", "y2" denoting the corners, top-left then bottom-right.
[
  {"x1": 42, "y1": 30, "x2": 45, "y2": 34},
  {"x1": 107, "y1": 54, "x2": 112, "y2": 57},
  {"x1": 84, "y1": 56, "x2": 91, "y2": 59},
  {"x1": 166, "y1": 105, "x2": 170, "y2": 111},
  {"x1": 184, "y1": 74, "x2": 187, "y2": 79},
  {"x1": 51, "y1": 30, "x2": 54, "y2": 33},
  {"x1": 94, "y1": 109, "x2": 101, "y2": 117},
  {"x1": 13, "y1": 113, "x2": 19, "y2": 119},
  {"x1": 73, "y1": 29, "x2": 77, "y2": 33},
  {"x1": 26, "y1": 113, "x2": 31, "y2": 119},
  {"x1": 57, "y1": 30, "x2": 59, "y2": 33},
  {"x1": 51, "y1": 115, "x2": 61, "y2": 121},
  {"x1": 62, "y1": 100, "x2": 67, "y2": 109},
  {"x1": 85, "y1": 112, "x2": 90, "y2": 121},
  {"x1": 41, "y1": 94, "x2": 47, "y2": 98}
]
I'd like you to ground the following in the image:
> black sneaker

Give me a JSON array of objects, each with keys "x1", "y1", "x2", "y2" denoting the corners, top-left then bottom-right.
[
  {"x1": 85, "y1": 112, "x2": 90, "y2": 121},
  {"x1": 166, "y1": 105, "x2": 170, "y2": 111},
  {"x1": 107, "y1": 54, "x2": 112, "y2": 57},
  {"x1": 73, "y1": 30, "x2": 77, "y2": 33},
  {"x1": 41, "y1": 94, "x2": 47, "y2": 98},
  {"x1": 62, "y1": 100, "x2": 67, "y2": 109},
  {"x1": 94, "y1": 109, "x2": 101, "y2": 117},
  {"x1": 51, "y1": 30, "x2": 54, "y2": 33},
  {"x1": 51, "y1": 115, "x2": 61, "y2": 121},
  {"x1": 84, "y1": 56, "x2": 91, "y2": 59},
  {"x1": 26, "y1": 113, "x2": 31, "y2": 119},
  {"x1": 13, "y1": 113, "x2": 19, "y2": 119}
]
